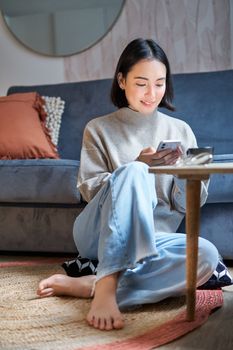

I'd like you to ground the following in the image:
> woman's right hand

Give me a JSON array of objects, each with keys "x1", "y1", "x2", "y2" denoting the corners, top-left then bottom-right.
[{"x1": 136, "y1": 146, "x2": 182, "y2": 166}]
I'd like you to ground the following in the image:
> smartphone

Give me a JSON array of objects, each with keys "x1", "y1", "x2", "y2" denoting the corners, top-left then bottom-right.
[{"x1": 157, "y1": 140, "x2": 181, "y2": 151}]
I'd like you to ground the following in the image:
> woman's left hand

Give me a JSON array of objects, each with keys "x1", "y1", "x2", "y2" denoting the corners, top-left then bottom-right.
[
  {"x1": 152, "y1": 146, "x2": 183, "y2": 166},
  {"x1": 137, "y1": 146, "x2": 183, "y2": 166}
]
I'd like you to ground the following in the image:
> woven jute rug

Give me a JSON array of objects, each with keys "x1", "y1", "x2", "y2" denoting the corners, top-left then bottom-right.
[{"x1": 0, "y1": 261, "x2": 223, "y2": 350}]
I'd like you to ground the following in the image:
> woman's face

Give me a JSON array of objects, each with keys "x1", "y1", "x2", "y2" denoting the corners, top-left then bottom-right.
[{"x1": 118, "y1": 59, "x2": 166, "y2": 114}]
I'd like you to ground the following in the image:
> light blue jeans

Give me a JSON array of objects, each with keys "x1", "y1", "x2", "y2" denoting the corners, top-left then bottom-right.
[{"x1": 73, "y1": 162, "x2": 218, "y2": 309}]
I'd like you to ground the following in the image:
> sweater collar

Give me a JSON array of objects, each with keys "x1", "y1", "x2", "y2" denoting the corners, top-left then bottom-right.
[{"x1": 116, "y1": 107, "x2": 158, "y2": 125}]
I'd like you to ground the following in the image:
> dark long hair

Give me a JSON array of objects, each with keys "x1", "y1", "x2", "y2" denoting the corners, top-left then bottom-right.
[{"x1": 111, "y1": 38, "x2": 175, "y2": 111}]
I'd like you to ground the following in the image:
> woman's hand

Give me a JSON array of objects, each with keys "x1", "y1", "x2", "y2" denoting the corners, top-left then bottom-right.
[{"x1": 136, "y1": 146, "x2": 183, "y2": 166}]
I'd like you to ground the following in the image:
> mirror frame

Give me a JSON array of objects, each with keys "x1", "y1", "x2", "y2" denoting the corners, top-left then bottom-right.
[{"x1": 1, "y1": 0, "x2": 125, "y2": 57}]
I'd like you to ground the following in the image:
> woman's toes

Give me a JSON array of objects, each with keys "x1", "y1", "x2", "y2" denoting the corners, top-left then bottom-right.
[
  {"x1": 105, "y1": 317, "x2": 113, "y2": 331},
  {"x1": 99, "y1": 318, "x2": 106, "y2": 330},
  {"x1": 86, "y1": 313, "x2": 94, "y2": 326},
  {"x1": 37, "y1": 287, "x2": 54, "y2": 298},
  {"x1": 113, "y1": 317, "x2": 124, "y2": 329},
  {"x1": 37, "y1": 280, "x2": 48, "y2": 292},
  {"x1": 92, "y1": 316, "x2": 99, "y2": 329}
]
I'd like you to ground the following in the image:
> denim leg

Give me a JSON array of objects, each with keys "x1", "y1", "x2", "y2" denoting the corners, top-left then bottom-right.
[
  {"x1": 73, "y1": 181, "x2": 110, "y2": 260},
  {"x1": 116, "y1": 233, "x2": 219, "y2": 309},
  {"x1": 73, "y1": 161, "x2": 158, "y2": 280}
]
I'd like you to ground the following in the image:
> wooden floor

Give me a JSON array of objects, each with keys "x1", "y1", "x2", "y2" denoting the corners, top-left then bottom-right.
[{"x1": 157, "y1": 265, "x2": 233, "y2": 350}]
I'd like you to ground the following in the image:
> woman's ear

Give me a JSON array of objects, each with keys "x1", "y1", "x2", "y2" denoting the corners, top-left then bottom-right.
[{"x1": 117, "y1": 73, "x2": 125, "y2": 90}]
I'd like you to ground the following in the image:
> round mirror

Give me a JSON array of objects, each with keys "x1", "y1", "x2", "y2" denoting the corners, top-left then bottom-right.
[{"x1": 1, "y1": 0, "x2": 125, "y2": 56}]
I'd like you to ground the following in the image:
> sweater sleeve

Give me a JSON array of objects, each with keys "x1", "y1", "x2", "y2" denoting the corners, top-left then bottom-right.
[
  {"x1": 171, "y1": 123, "x2": 209, "y2": 213},
  {"x1": 172, "y1": 177, "x2": 209, "y2": 213},
  {"x1": 77, "y1": 123, "x2": 111, "y2": 202}
]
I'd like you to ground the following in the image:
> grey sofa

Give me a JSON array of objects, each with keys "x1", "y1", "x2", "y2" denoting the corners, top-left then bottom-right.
[{"x1": 1, "y1": 70, "x2": 233, "y2": 259}]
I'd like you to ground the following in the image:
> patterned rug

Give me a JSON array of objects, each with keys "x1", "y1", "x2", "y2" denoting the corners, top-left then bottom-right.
[{"x1": 0, "y1": 259, "x2": 223, "y2": 350}]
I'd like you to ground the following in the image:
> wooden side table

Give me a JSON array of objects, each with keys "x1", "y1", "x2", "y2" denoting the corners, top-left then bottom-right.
[{"x1": 149, "y1": 162, "x2": 233, "y2": 321}]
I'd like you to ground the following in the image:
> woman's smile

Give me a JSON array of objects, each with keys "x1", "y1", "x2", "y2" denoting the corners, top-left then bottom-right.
[{"x1": 141, "y1": 100, "x2": 156, "y2": 106}]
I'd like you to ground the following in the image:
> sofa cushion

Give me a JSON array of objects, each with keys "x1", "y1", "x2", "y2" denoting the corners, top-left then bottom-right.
[
  {"x1": 7, "y1": 79, "x2": 116, "y2": 160},
  {"x1": 43, "y1": 96, "x2": 65, "y2": 146},
  {"x1": 0, "y1": 92, "x2": 59, "y2": 160},
  {"x1": 0, "y1": 159, "x2": 81, "y2": 204},
  {"x1": 198, "y1": 259, "x2": 232, "y2": 289},
  {"x1": 206, "y1": 154, "x2": 233, "y2": 203}
]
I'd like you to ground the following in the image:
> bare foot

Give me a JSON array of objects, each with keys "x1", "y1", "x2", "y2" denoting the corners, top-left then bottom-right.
[
  {"x1": 37, "y1": 274, "x2": 96, "y2": 298},
  {"x1": 86, "y1": 273, "x2": 124, "y2": 331}
]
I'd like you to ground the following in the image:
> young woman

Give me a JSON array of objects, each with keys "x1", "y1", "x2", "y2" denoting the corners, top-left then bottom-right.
[{"x1": 37, "y1": 38, "x2": 219, "y2": 331}]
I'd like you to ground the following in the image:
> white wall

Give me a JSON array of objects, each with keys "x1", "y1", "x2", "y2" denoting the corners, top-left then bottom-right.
[{"x1": 0, "y1": 13, "x2": 64, "y2": 95}]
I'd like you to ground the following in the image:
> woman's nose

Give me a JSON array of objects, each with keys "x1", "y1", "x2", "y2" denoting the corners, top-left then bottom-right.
[{"x1": 145, "y1": 86, "x2": 156, "y2": 99}]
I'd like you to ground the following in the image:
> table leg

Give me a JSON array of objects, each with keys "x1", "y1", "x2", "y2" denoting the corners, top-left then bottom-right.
[{"x1": 185, "y1": 179, "x2": 201, "y2": 321}]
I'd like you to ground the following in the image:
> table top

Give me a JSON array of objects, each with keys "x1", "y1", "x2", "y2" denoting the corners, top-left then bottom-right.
[{"x1": 149, "y1": 162, "x2": 233, "y2": 176}]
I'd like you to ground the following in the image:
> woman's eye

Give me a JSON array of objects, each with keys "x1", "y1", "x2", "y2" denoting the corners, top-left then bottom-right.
[
  {"x1": 136, "y1": 83, "x2": 146, "y2": 87},
  {"x1": 156, "y1": 84, "x2": 164, "y2": 88}
]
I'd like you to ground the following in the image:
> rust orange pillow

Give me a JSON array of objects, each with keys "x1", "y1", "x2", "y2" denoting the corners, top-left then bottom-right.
[{"x1": 0, "y1": 92, "x2": 59, "y2": 159}]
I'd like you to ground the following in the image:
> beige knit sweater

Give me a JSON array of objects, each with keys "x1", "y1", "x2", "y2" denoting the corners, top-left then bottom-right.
[{"x1": 78, "y1": 107, "x2": 208, "y2": 233}]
